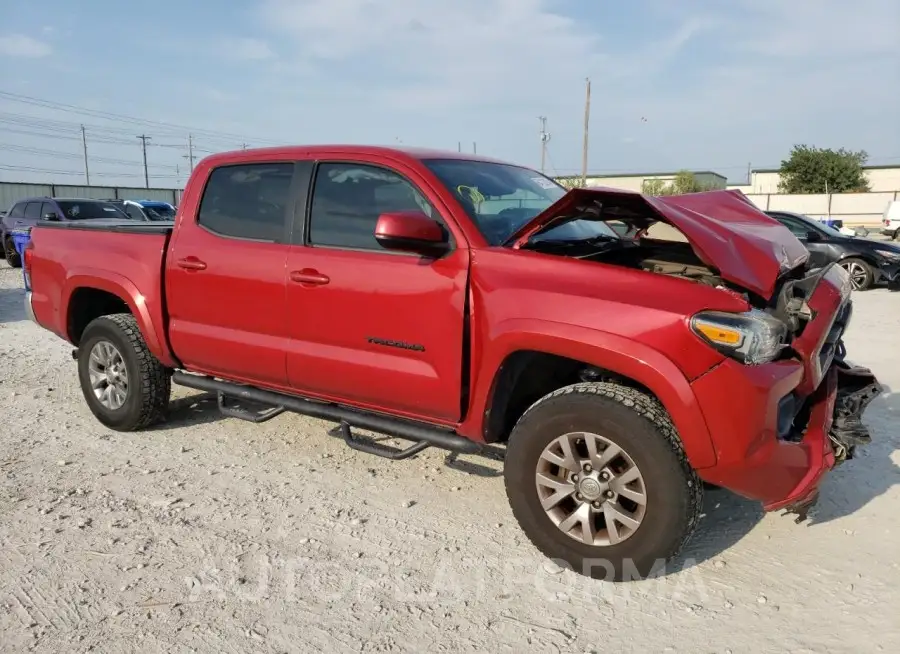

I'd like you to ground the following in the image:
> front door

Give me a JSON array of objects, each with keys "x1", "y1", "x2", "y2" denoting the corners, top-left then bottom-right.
[
  {"x1": 165, "y1": 161, "x2": 298, "y2": 387},
  {"x1": 284, "y1": 160, "x2": 469, "y2": 423}
]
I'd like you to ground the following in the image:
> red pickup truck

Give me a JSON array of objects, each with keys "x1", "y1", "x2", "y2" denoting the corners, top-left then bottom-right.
[{"x1": 24, "y1": 145, "x2": 881, "y2": 581}]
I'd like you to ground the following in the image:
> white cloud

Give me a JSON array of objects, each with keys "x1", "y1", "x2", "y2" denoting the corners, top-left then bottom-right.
[{"x1": 0, "y1": 34, "x2": 53, "y2": 58}]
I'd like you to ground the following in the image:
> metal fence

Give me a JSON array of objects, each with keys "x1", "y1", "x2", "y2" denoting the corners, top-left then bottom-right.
[{"x1": 0, "y1": 181, "x2": 182, "y2": 210}]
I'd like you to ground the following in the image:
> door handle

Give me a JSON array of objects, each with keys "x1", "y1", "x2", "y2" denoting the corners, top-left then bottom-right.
[
  {"x1": 290, "y1": 269, "x2": 330, "y2": 286},
  {"x1": 176, "y1": 257, "x2": 207, "y2": 271}
]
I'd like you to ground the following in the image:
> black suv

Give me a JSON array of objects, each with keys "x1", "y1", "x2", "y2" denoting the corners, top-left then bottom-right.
[{"x1": 766, "y1": 210, "x2": 900, "y2": 290}]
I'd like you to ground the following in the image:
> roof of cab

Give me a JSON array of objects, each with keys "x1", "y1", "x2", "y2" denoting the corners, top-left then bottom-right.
[{"x1": 200, "y1": 144, "x2": 511, "y2": 168}]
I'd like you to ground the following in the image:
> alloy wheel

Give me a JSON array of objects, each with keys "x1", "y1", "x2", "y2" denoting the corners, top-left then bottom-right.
[
  {"x1": 87, "y1": 340, "x2": 129, "y2": 410},
  {"x1": 839, "y1": 261, "x2": 869, "y2": 290},
  {"x1": 535, "y1": 432, "x2": 647, "y2": 546}
]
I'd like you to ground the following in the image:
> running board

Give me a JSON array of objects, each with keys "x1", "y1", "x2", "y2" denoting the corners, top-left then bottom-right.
[
  {"x1": 328, "y1": 421, "x2": 431, "y2": 460},
  {"x1": 217, "y1": 392, "x2": 285, "y2": 423},
  {"x1": 172, "y1": 372, "x2": 479, "y2": 456}
]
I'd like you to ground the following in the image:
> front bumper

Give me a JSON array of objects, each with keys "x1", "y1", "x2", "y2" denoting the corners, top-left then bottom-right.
[
  {"x1": 873, "y1": 259, "x2": 900, "y2": 284},
  {"x1": 694, "y1": 358, "x2": 881, "y2": 517}
]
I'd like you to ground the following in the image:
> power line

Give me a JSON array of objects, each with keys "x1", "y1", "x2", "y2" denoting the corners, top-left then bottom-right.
[
  {"x1": 0, "y1": 90, "x2": 280, "y2": 145},
  {"x1": 0, "y1": 143, "x2": 180, "y2": 170}
]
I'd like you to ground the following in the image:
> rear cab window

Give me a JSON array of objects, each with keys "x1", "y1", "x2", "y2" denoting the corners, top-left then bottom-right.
[{"x1": 197, "y1": 163, "x2": 294, "y2": 241}]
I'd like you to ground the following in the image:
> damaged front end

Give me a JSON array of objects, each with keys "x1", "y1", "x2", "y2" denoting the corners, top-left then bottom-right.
[{"x1": 829, "y1": 361, "x2": 883, "y2": 463}]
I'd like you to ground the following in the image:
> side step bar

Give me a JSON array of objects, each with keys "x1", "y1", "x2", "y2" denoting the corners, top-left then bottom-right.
[{"x1": 171, "y1": 371, "x2": 480, "y2": 457}]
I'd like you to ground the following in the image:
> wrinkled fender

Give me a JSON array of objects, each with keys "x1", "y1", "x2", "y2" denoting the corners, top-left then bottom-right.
[
  {"x1": 62, "y1": 269, "x2": 176, "y2": 368},
  {"x1": 465, "y1": 318, "x2": 717, "y2": 469}
]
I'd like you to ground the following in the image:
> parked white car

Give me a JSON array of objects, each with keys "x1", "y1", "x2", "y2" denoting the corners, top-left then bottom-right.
[{"x1": 881, "y1": 200, "x2": 900, "y2": 240}]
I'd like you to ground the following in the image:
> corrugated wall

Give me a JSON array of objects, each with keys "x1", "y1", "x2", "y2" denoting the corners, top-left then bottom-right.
[
  {"x1": 0, "y1": 183, "x2": 54, "y2": 210},
  {"x1": 0, "y1": 181, "x2": 179, "y2": 209}
]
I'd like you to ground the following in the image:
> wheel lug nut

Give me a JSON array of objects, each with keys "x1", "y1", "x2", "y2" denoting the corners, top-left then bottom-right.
[
  {"x1": 583, "y1": 464, "x2": 592, "y2": 472},
  {"x1": 571, "y1": 474, "x2": 579, "y2": 482},
  {"x1": 576, "y1": 493, "x2": 584, "y2": 501},
  {"x1": 605, "y1": 490, "x2": 615, "y2": 499},
  {"x1": 592, "y1": 501, "x2": 601, "y2": 508},
  {"x1": 600, "y1": 472, "x2": 610, "y2": 480}
]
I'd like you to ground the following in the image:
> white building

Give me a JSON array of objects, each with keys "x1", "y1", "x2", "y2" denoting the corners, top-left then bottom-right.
[
  {"x1": 556, "y1": 170, "x2": 728, "y2": 192},
  {"x1": 727, "y1": 165, "x2": 900, "y2": 194}
]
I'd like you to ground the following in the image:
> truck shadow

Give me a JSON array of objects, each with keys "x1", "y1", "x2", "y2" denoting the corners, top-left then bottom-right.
[
  {"x1": 806, "y1": 382, "x2": 900, "y2": 524},
  {"x1": 0, "y1": 286, "x2": 26, "y2": 324},
  {"x1": 152, "y1": 391, "x2": 223, "y2": 430}
]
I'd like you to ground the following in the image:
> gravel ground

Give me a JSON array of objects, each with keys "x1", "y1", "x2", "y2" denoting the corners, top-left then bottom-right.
[{"x1": 1, "y1": 261, "x2": 899, "y2": 654}]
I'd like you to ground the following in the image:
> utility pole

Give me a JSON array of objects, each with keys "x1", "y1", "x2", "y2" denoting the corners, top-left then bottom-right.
[
  {"x1": 80, "y1": 124, "x2": 90, "y2": 185},
  {"x1": 473, "y1": 142, "x2": 477, "y2": 155},
  {"x1": 457, "y1": 141, "x2": 461, "y2": 153},
  {"x1": 538, "y1": 116, "x2": 550, "y2": 173},
  {"x1": 241, "y1": 143, "x2": 248, "y2": 150},
  {"x1": 188, "y1": 134, "x2": 195, "y2": 171},
  {"x1": 136, "y1": 134, "x2": 151, "y2": 188},
  {"x1": 580, "y1": 78, "x2": 591, "y2": 188}
]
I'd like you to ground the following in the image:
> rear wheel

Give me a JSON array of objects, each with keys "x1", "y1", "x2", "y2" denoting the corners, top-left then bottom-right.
[
  {"x1": 838, "y1": 257, "x2": 874, "y2": 291},
  {"x1": 77, "y1": 313, "x2": 170, "y2": 431},
  {"x1": 504, "y1": 382, "x2": 703, "y2": 581},
  {"x1": 4, "y1": 236, "x2": 22, "y2": 268}
]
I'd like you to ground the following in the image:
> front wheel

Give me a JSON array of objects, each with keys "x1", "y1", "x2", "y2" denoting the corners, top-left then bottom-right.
[
  {"x1": 504, "y1": 382, "x2": 703, "y2": 581},
  {"x1": 77, "y1": 313, "x2": 170, "y2": 431},
  {"x1": 838, "y1": 257, "x2": 874, "y2": 291}
]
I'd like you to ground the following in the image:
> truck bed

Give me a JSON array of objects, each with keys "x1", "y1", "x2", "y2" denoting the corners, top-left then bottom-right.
[{"x1": 28, "y1": 219, "x2": 175, "y2": 364}]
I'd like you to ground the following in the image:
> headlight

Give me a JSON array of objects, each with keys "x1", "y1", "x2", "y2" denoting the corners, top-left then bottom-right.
[
  {"x1": 873, "y1": 249, "x2": 900, "y2": 261},
  {"x1": 690, "y1": 309, "x2": 788, "y2": 365}
]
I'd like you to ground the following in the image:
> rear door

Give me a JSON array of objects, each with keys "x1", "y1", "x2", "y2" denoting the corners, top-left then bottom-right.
[
  {"x1": 284, "y1": 159, "x2": 470, "y2": 422},
  {"x1": 165, "y1": 161, "x2": 300, "y2": 387}
]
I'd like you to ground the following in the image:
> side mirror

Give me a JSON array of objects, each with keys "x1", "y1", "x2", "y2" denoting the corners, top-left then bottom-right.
[
  {"x1": 374, "y1": 211, "x2": 448, "y2": 254},
  {"x1": 805, "y1": 230, "x2": 822, "y2": 242},
  {"x1": 43, "y1": 212, "x2": 59, "y2": 221}
]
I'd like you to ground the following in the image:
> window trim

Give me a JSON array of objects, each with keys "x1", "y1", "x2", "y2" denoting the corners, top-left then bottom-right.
[
  {"x1": 302, "y1": 159, "x2": 456, "y2": 256},
  {"x1": 195, "y1": 160, "x2": 299, "y2": 244}
]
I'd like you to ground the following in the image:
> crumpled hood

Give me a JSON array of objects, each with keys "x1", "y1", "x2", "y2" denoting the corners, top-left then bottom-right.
[{"x1": 507, "y1": 187, "x2": 809, "y2": 298}]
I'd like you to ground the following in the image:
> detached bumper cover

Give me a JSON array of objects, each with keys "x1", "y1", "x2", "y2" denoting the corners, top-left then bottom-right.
[{"x1": 694, "y1": 359, "x2": 882, "y2": 517}]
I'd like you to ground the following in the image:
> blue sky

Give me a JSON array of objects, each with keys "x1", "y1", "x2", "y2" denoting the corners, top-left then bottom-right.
[{"x1": 1, "y1": 0, "x2": 898, "y2": 187}]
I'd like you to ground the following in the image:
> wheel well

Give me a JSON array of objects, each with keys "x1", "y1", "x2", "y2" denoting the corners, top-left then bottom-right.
[
  {"x1": 483, "y1": 350, "x2": 656, "y2": 443},
  {"x1": 67, "y1": 288, "x2": 130, "y2": 345}
]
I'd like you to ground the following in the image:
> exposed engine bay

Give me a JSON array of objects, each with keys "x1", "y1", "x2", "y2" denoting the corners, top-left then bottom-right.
[{"x1": 580, "y1": 239, "x2": 726, "y2": 288}]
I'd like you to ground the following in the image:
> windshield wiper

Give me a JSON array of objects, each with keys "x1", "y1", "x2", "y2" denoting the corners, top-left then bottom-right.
[{"x1": 526, "y1": 234, "x2": 620, "y2": 248}]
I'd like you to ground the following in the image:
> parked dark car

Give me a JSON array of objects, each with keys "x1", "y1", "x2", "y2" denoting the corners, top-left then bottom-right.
[
  {"x1": 2, "y1": 197, "x2": 129, "y2": 267},
  {"x1": 765, "y1": 210, "x2": 900, "y2": 290}
]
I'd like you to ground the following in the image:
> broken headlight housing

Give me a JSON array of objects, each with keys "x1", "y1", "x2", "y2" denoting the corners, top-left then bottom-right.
[{"x1": 690, "y1": 309, "x2": 788, "y2": 365}]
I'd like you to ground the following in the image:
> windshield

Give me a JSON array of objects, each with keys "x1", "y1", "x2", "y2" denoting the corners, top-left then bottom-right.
[
  {"x1": 143, "y1": 204, "x2": 175, "y2": 219},
  {"x1": 56, "y1": 200, "x2": 129, "y2": 220},
  {"x1": 816, "y1": 221, "x2": 845, "y2": 238},
  {"x1": 423, "y1": 159, "x2": 619, "y2": 245}
]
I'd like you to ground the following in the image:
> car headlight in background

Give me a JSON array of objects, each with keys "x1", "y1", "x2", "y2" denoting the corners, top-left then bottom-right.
[
  {"x1": 690, "y1": 309, "x2": 788, "y2": 365},
  {"x1": 873, "y1": 249, "x2": 900, "y2": 261}
]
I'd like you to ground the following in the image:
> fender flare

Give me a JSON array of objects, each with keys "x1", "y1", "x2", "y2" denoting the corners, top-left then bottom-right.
[
  {"x1": 62, "y1": 270, "x2": 177, "y2": 367},
  {"x1": 466, "y1": 318, "x2": 717, "y2": 469}
]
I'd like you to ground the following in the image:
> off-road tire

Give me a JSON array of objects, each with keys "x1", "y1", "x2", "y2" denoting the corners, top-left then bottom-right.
[
  {"x1": 504, "y1": 382, "x2": 703, "y2": 582},
  {"x1": 77, "y1": 313, "x2": 170, "y2": 431},
  {"x1": 4, "y1": 236, "x2": 22, "y2": 268}
]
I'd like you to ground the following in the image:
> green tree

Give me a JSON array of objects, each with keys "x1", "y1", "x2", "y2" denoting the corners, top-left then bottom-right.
[
  {"x1": 642, "y1": 171, "x2": 715, "y2": 195},
  {"x1": 778, "y1": 145, "x2": 870, "y2": 194}
]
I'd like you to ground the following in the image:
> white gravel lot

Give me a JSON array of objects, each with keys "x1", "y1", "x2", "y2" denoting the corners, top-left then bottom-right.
[{"x1": 1, "y1": 260, "x2": 899, "y2": 654}]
